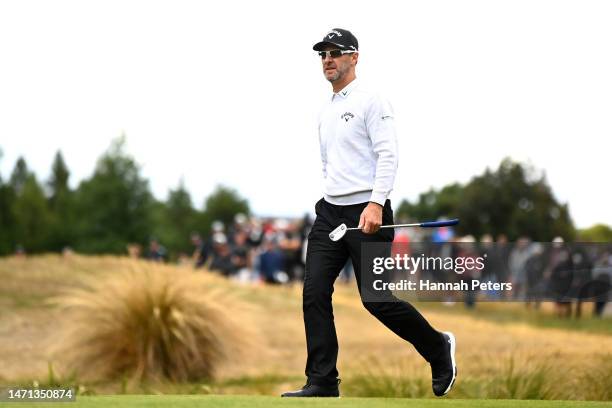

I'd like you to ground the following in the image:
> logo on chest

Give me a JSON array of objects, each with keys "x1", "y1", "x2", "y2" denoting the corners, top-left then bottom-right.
[{"x1": 340, "y1": 112, "x2": 355, "y2": 122}]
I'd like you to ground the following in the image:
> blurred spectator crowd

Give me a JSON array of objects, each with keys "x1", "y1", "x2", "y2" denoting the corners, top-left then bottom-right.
[
  {"x1": 139, "y1": 214, "x2": 611, "y2": 318},
  {"x1": 184, "y1": 213, "x2": 311, "y2": 284},
  {"x1": 393, "y1": 224, "x2": 612, "y2": 318}
]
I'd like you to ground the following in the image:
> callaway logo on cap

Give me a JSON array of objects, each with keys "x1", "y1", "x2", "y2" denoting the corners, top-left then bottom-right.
[
  {"x1": 326, "y1": 29, "x2": 343, "y2": 39},
  {"x1": 313, "y1": 28, "x2": 359, "y2": 51}
]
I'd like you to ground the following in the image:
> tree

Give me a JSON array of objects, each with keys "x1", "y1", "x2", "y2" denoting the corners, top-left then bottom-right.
[
  {"x1": 6, "y1": 157, "x2": 52, "y2": 252},
  {"x1": 47, "y1": 151, "x2": 75, "y2": 251},
  {"x1": 457, "y1": 159, "x2": 574, "y2": 240},
  {"x1": 74, "y1": 137, "x2": 153, "y2": 253},
  {"x1": 151, "y1": 180, "x2": 197, "y2": 255},
  {"x1": 578, "y1": 224, "x2": 612, "y2": 242},
  {"x1": 396, "y1": 183, "x2": 462, "y2": 223},
  {"x1": 396, "y1": 158, "x2": 576, "y2": 241},
  {"x1": 201, "y1": 185, "x2": 249, "y2": 232},
  {"x1": 0, "y1": 149, "x2": 17, "y2": 255},
  {"x1": 12, "y1": 174, "x2": 52, "y2": 252},
  {"x1": 10, "y1": 157, "x2": 29, "y2": 195},
  {"x1": 48, "y1": 151, "x2": 70, "y2": 206}
]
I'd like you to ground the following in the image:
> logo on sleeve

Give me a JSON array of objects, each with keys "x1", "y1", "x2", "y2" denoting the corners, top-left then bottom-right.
[{"x1": 341, "y1": 112, "x2": 354, "y2": 122}]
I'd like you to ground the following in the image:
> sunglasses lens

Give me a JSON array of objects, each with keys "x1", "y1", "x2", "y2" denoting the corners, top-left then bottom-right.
[{"x1": 318, "y1": 50, "x2": 346, "y2": 59}]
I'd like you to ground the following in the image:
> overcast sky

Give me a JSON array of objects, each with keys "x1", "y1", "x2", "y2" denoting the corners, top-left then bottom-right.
[{"x1": 1, "y1": 0, "x2": 610, "y2": 228}]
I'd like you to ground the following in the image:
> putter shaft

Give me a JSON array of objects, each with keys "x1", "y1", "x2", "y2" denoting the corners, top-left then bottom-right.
[
  {"x1": 346, "y1": 223, "x2": 420, "y2": 231},
  {"x1": 329, "y1": 219, "x2": 459, "y2": 242}
]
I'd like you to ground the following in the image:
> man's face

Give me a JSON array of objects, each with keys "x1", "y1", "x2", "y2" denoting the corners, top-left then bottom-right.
[{"x1": 321, "y1": 45, "x2": 357, "y2": 83}]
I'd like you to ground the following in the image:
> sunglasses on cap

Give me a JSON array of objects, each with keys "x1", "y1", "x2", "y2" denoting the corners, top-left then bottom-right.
[{"x1": 317, "y1": 49, "x2": 356, "y2": 59}]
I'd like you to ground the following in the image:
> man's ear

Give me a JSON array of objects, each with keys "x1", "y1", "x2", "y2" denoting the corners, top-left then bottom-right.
[{"x1": 352, "y1": 52, "x2": 359, "y2": 66}]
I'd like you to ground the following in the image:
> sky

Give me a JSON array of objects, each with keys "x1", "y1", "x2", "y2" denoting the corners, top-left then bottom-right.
[{"x1": 1, "y1": 0, "x2": 611, "y2": 228}]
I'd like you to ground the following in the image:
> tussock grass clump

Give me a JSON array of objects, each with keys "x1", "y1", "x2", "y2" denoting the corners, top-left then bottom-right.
[
  {"x1": 488, "y1": 357, "x2": 555, "y2": 399},
  {"x1": 344, "y1": 358, "x2": 431, "y2": 398},
  {"x1": 574, "y1": 355, "x2": 612, "y2": 401},
  {"x1": 52, "y1": 264, "x2": 248, "y2": 383}
]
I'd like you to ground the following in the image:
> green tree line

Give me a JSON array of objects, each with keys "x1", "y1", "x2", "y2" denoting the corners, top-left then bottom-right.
[
  {"x1": 396, "y1": 158, "x2": 577, "y2": 241},
  {"x1": 0, "y1": 138, "x2": 249, "y2": 257},
  {"x1": 1, "y1": 140, "x2": 607, "y2": 257}
]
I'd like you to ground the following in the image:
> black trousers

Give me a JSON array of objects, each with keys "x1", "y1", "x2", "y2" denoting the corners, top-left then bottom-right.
[{"x1": 303, "y1": 198, "x2": 445, "y2": 386}]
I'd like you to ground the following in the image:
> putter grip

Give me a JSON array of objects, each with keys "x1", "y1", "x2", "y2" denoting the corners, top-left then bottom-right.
[{"x1": 420, "y1": 219, "x2": 459, "y2": 228}]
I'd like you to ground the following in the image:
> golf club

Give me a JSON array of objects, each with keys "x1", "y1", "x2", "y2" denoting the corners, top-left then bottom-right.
[{"x1": 328, "y1": 219, "x2": 459, "y2": 241}]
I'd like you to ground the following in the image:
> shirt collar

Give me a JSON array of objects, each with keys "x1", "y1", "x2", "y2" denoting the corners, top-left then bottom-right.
[{"x1": 331, "y1": 79, "x2": 358, "y2": 101}]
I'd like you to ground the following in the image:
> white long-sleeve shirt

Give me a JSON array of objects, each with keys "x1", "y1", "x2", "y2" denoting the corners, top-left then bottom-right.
[{"x1": 318, "y1": 79, "x2": 398, "y2": 206}]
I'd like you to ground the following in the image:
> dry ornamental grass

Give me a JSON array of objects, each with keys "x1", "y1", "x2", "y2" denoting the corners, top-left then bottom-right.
[{"x1": 50, "y1": 263, "x2": 250, "y2": 383}]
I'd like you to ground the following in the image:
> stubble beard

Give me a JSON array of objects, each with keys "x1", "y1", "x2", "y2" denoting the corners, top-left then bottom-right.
[{"x1": 325, "y1": 61, "x2": 349, "y2": 83}]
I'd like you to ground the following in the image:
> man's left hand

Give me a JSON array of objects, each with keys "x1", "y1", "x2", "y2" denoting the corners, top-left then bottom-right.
[{"x1": 359, "y1": 202, "x2": 383, "y2": 234}]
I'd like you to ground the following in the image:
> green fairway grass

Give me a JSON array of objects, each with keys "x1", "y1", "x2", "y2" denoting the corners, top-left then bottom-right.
[{"x1": 2, "y1": 395, "x2": 611, "y2": 408}]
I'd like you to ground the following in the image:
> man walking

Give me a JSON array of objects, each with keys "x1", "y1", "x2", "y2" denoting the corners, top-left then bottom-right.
[{"x1": 281, "y1": 28, "x2": 457, "y2": 398}]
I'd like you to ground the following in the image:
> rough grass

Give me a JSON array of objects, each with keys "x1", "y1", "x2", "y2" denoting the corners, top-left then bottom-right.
[
  {"x1": 343, "y1": 354, "x2": 612, "y2": 401},
  {"x1": 49, "y1": 263, "x2": 252, "y2": 383},
  {"x1": 0, "y1": 255, "x2": 611, "y2": 401},
  {"x1": 418, "y1": 301, "x2": 612, "y2": 335}
]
